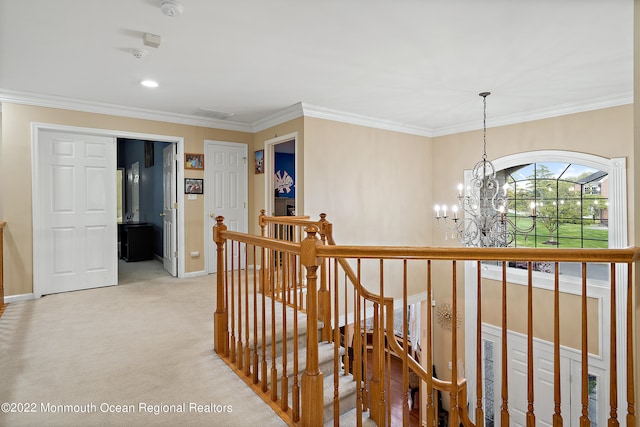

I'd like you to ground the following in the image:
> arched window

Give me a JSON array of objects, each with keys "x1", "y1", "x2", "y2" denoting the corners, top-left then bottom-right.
[
  {"x1": 501, "y1": 162, "x2": 608, "y2": 249},
  {"x1": 477, "y1": 151, "x2": 627, "y2": 283}
]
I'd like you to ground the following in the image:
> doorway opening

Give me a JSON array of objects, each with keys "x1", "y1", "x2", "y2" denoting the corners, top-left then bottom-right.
[
  {"x1": 117, "y1": 138, "x2": 177, "y2": 283},
  {"x1": 265, "y1": 133, "x2": 298, "y2": 217}
]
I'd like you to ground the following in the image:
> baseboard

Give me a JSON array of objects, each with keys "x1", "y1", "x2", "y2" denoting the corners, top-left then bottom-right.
[
  {"x1": 183, "y1": 270, "x2": 207, "y2": 278},
  {"x1": 5, "y1": 293, "x2": 36, "y2": 303}
]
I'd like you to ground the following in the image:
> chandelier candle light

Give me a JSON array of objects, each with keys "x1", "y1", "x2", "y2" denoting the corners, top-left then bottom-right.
[{"x1": 434, "y1": 92, "x2": 537, "y2": 247}]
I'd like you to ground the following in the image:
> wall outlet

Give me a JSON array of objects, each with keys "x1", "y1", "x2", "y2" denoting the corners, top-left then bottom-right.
[
  {"x1": 190, "y1": 251, "x2": 200, "y2": 258},
  {"x1": 448, "y1": 361, "x2": 452, "y2": 370}
]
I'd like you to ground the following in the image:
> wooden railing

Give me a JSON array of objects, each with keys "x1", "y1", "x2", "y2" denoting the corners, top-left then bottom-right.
[
  {"x1": 0, "y1": 221, "x2": 6, "y2": 317},
  {"x1": 213, "y1": 213, "x2": 639, "y2": 426}
]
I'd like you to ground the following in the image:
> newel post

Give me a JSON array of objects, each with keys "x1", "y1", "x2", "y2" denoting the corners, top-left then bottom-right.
[
  {"x1": 301, "y1": 226, "x2": 324, "y2": 426},
  {"x1": 213, "y1": 216, "x2": 228, "y2": 355},
  {"x1": 318, "y1": 213, "x2": 331, "y2": 342}
]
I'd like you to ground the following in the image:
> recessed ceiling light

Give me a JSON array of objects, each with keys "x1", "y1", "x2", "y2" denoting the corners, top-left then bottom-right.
[{"x1": 141, "y1": 80, "x2": 159, "y2": 88}]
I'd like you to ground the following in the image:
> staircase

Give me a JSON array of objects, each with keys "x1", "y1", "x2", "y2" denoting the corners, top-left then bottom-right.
[{"x1": 220, "y1": 285, "x2": 365, "y2": 425}]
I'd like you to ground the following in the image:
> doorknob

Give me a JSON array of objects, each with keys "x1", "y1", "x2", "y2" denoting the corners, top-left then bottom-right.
[
  {"x1": 209, "y1": 213, "x2": 216, "y2": 219},
  {"x1": 160, "y1": 213, "x2": 166, "y2": 217}
]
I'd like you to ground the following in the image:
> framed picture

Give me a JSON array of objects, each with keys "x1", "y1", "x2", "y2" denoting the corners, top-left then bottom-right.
[
  {"x1": 185, "y1": 178, "x2": 203, "y2": 194},
  {"x1": 185, "y1": 153, "x2": 204, "y2": 170},
  {"x1": 255, "y1": 149, "x2": 264, "y2": 174}
]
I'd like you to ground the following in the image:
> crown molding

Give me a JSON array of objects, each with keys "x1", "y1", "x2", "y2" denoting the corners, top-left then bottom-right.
[
  {"x1": 0, "y1": 89, "x2": 254, "y2": 133},
  {"x1": 250, "y1": 103, "x2": 305, "y2": 132},
  {"x1": 432, "y1": 92, "x2": 633, "y2": 137},
  {"x1": 300, "y1": 103, "x2": 434, "y2": 137},
  {"x1": 1, "y1": 88, "x2": 631, "y2": 138}
]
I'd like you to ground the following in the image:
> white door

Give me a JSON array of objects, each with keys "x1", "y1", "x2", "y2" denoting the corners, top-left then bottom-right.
[
  {"x1": 507, "y1": 343, "x2": 571, "y2": 426},
  {"x1": 162, "y1": 144, "x2": 177, "y2": 276},
  {"x1": 205, "y1": 141, "x2": 247, "y2": 273},
  {"x1": 35, "y1": 130, "x2": 117, "y2": 295}
]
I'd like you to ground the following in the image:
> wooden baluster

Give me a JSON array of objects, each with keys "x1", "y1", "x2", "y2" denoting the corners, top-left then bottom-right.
[
  {"x1": 476, "y1": 261, "x2": 485, "y2": 427},
  {"x1": 236, "y1": 241, "x2": 242, "y2": 370},
  {"x1": 261, "y1": 245, "x2": 268, "y2": 392},
  {"x1": 213, "y1": 216, "x2": 228, "y2": 355},
  {"x1": 244, "y1": 244, "x2": 251, "y2": 376},
  {"x1": 553, "y1": 262, "x2": 563, "y2": 426},
  {"x1": 580, "y1": 262, "x2": 590, "y2": 427},
  {"x1": 292, "y1": 255, "x2": 300, "y2": 423},
  {"x1": 501, "y1": 261, "x2": 510, "y2": 426},
  {"x1": 526, "y1": 263, "x2": 536, "y2": 427},
  {"x1": 230, "y1": 241, "x2": 236, "y2": 364},
  {"x1": 252, "y1": 246, "x2": 259, "y2": 384},
  {"x1": 259, "y1": 210, "x2": 267, "y2": 295},
  {"x1": 626, "y1": 262, "x2": 636, "y2": 426},
  {"x1": 450, "y1": 260, "x2": 460, "y2": 427},
  {"x1": 271, "y1": 247, "x2": 278, "y2": 402},
  {"x1": 333, "y1": 259, "x2": 340, "y2": 425},
  {"x1": 301, "y1": 226, "x2": 324, "y2": 427},
  {"x1": 402, "y1": 260, "x2": 409, "y2": 426},
  {"x1": 426, "y1": 261, "x2": 435, "y2": 427},
  {"x1": 609, "y1": 262, "x2": 619, "y2": 426},
  {"x1": 354, "y1": 262, "x2": 363, "y2": 427},
  {"x1": 370, "y1": 302, "x2": 383, "y2": 425},
  {"x1": 280, "y1": 252, "x2": 289, "y2": 411},
  {"x1": 360, "y1": 260, "x2": 370, "y2": 413},
  {"x1": 344, "y1": 269, "x2": 350, "y2": 376}
]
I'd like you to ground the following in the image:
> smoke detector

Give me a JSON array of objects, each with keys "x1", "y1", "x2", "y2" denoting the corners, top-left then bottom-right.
[
  {"x1": 160, "y1": 0, "x2": 184, "y2": 17},
  {"x1": 130, "y1": 48, "x2": 148, "y2": 59}
]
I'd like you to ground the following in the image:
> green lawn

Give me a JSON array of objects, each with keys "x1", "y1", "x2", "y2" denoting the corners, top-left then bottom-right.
[{"x1": 509, "y1": 216, "x2": 608, "y2": 248}]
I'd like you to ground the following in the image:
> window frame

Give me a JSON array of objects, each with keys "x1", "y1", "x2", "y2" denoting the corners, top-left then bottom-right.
[{"x1": 463, "y1": 151, "x2": 628, "y2": 424}]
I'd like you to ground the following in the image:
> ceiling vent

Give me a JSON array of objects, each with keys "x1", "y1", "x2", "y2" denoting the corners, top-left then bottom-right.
[
  {"x1": 160, "y1": 0, "x2": 184, "y2": 17},
  {"x1": 199, "y1": 108, "x2": 235, "y2": 120}
]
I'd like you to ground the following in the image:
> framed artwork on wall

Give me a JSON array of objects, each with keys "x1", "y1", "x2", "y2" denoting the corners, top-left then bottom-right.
[
  {"x1": 185, "y1": 178, "x2": 203, "y2": 194},
  {"x1": 185, "y1": 153, "x2": 204, "y2": 170},
  {"x1": 255, "y1": 149, "x2": 264, "y2": 174}
]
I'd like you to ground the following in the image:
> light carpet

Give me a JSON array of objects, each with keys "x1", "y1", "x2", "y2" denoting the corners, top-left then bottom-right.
[{"x1": 0, "y1": 262, "x2": 287, "y2": 427}]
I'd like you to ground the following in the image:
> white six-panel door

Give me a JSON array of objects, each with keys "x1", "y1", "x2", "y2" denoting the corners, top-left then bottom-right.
[
  {"x1": 162, "y1": 144, "x2": 177, "y2": 276},
  {"x1": 205, "y1": 141, "x2": 247, "y2": 274},
  {"x1": 35, "y1": 130, "x2": 117, "y2": 296}
]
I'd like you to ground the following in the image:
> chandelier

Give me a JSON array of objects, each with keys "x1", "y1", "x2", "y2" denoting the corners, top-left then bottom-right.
[{"x1": 434, "y1": 92, "x2": 536, "y2": 247}]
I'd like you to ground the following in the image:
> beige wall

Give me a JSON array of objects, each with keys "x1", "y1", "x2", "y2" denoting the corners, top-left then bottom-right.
[
  {"x1": 0, "y1": 103, "x2": 252, "y2": 296},
  {"x1": 303, "y1": 117, "x2": 433, "y2": 299}
]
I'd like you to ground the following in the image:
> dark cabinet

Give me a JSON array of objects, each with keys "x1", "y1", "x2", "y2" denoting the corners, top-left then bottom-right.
[{"x1": 119, "y1": 223, "x2": 153, "y2": 262}]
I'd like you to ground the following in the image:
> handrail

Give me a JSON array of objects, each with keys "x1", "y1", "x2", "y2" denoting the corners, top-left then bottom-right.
[
  {"x1": 215, "y1": 213, "x2": 639, "y2": 426},
  {"x1": 317, "y1": 245, "x2": 640, "y2": 262},
  {"x1": 0, "y1": 221, "x2": 6, "y2": 317}
]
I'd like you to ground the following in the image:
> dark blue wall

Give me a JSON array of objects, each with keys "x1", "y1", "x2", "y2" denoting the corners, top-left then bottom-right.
[
  {"x1": 117, "y1": 139, "x2": 172, "y2": 257},
  {"x1": 275, "y1": 152, "x2": 295, "y2": 199}
]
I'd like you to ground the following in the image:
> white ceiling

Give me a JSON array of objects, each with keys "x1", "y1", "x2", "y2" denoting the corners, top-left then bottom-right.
[{"x1": 0, "y1": 0, "x2": 633, "y2": 136}]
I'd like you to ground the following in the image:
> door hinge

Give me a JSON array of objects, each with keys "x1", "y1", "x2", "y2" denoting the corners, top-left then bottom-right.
[
  {"x1": 175, "y1": 251, "x2": 178, "y2": 257},
  {"x1": 174, "y1": 202, "x2": 178, "y2": 209}
]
